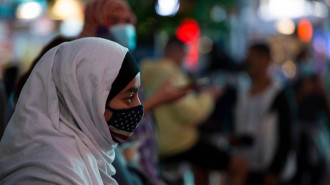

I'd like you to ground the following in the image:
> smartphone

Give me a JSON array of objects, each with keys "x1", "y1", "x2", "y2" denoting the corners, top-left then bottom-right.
[
  {"x1": 195, "y1": 77, "x2": 210, "y2": 86},
  {"x1": 182, "y1": 77, "x2": 210, "y2": 90}
]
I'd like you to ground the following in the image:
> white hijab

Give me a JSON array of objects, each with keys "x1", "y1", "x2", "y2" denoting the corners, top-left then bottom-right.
[{"x1": 0, "y1": 37, "x2": 128, "y2": 185}]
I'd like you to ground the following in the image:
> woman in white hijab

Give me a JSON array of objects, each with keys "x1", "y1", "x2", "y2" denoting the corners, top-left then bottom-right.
[{"x1": 0, "y1": 37, "x2": 144, "y2": 185}]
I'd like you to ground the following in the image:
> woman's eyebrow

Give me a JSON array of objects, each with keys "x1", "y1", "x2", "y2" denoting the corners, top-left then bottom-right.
[{"x1": 124, "y1": 87, "x2": 138, "y2": 93}]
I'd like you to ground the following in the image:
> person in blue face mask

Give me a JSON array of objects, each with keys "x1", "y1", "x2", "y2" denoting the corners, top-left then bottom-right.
[{"x1": 79, "y1": 0, "x2": 137, "y2": 51}]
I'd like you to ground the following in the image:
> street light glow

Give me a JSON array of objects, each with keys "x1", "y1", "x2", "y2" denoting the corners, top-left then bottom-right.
[
  {"x1": 155, "y1": 0, "x2": 180, "y2": 16},
  {"x1": 16, "y1": 2, "x2": 42, "y2": 20}
]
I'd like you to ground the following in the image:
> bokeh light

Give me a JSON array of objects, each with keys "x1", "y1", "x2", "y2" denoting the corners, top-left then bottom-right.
[
  {"x1": 282, "y1": 60, "x2": 297, "y2": 79},
  {"x1": 50, "y1": 0, "x2": 83, "y2": 20},
  {"x1": 298, "y1": 18, "x2": 313, "y2": 43},
  {"x1": 259, "y1": 0, "x2": 306, "y2": 21},
  {"x1": 326, "y1": 0, "x2": 330, "y2": 6},
  {"x1": 275, "y1": 19, "x2": 295, "y2": 35},
  {"x1": 176, "y1": 19, "x2": 200, "y2": 43},
  {"x1": 313, "y1": 30, "x2": 326, "y2": 54},
  {"x1": 312, "y1": 1, "x2": 328, "y2": 18},
  {"x1": 31, "y1": 16, "x2": 55, "y2": 35},
  {"x1": 210, "y1": 5, "x2": 227, "y2": 22},
  {"x1": 60, "y1": 19, "x2": 83, "y2": 37},
  {"x1": 155, "y1": 0, "x2": 180, "y2": 16},
  {"x1": 16, "y1": 2, "x2": 42, "y2": 20},
  {"x1": 199, "y1": 36, "x2": 213, "y2": 54}
]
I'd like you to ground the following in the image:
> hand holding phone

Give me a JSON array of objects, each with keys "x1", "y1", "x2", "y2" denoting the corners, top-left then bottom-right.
[{"x1": 183, "y1": 77, "x2": 210, "y2": 90}]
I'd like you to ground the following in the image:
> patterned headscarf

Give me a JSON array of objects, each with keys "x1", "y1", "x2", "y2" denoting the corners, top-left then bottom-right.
[{"x1": 0, "y1": 38, "x2": 129, "y2": 184}]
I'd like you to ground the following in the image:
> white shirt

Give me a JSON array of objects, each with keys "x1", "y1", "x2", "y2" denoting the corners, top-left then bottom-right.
[{"x1": 234, "y1": 81, "x2": 281, "y2": 171}]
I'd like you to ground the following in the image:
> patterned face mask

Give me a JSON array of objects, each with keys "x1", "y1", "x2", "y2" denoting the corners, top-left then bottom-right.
[{"x1": 106, "y1": 104, "x2": 144, "y2": 142}]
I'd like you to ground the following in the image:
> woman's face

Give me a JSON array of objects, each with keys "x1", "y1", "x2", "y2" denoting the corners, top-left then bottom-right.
[{"x1": 104, "y1": 73, "x2": 141, "y2": 121}]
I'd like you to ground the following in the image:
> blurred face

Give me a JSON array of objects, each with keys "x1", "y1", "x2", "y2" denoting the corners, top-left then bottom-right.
[
  {"x1": 166, "y1": 43, "x2": 186, "y2": 66},
  {"x1": 246, "y1": 48, "x2": 269, "y2": 77},
  {"x1": 103, "y1": 2, "x2": 137, "y2": 50},
  {"x1": 105, "y1": 4, "x2": 135, "y2": 27},
  {"x1": 104, "y1": 73, "x2": 141, "y2": 121},
  {"x1": 174, "y1": 45, "x2": 186, "y2": 65},
  {"x1": 246, "y1": 49, "x2": 258, "y2": 72}
]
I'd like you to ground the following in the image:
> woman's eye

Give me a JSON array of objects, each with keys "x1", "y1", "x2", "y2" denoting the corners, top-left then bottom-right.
[{"x1": 126, "y1": 94, "x2": 134, "y2": 101}]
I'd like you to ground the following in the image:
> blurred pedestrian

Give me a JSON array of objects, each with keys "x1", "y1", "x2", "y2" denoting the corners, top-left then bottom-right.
[
  {"x1": 293, "y1": 47, "x2": 330, "y2": 185},
  {"x1": 0, "y1": 80, "x2": 7, "y2": 140},
  {"x1": 141, "y1": 35, "x2": 248, "y2": 185},
  {"x1": 232, "y1": 42, "x2": 295, "y2": 185}
]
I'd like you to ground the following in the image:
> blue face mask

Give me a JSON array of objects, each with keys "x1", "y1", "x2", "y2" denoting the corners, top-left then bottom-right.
[
  {"x1": 109, "y1": 24, "x2": 136, "y2": 51},
  {"x1": 106, "y1": 104, "x2": 144, "y2": 142}
]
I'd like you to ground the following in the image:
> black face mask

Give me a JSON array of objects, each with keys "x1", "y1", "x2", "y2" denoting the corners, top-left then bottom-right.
[{"x1": 106, "y1": 104, "x2": 144, "y2": 142}]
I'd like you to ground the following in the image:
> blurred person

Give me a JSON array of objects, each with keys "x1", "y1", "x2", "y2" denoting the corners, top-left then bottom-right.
[
  {"x1": 198, "y1": 42, "x2": 242, "y2": 135},
  {"x1": 79, "y1": 0, "x2": 136, "y2": 51},
  {"x1": 3, "y1": 65, "x2": 19, "y2": 103},
  {"x1": 0, "y1": 38, "x2": 144, "y2": 184},
  {"x1": 1, "y1": 65, "x2": 20, "y2": 132},
  {"x1": 293, "y1": 48, "x2": 330, "y2": 185},
  {"x1": 0, "y1": 80, "x2": 7, "y2": 140},
  {"x1": 0, "y1": 64, "x2": 19, "y2": 141},
  {"x1": 119, "y1": 79, "x2": 191, "y2": 185},
  {"x1": 324, "y1": 60, "x2": 330, "y2": 105},
  {"x1": 232, "y1": 43, "x2": 295, "y2": 185},
  {"x1": 141, "y1": 35, "x2": 248, "y2": 185}
]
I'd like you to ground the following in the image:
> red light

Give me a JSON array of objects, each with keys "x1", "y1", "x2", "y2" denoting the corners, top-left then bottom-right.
[
  {"x1": 298, "y1": 18, "x2": 313, "y2": 43},
  {"x1": 185, "y1": 41, "x2": 199, "y2": 71},
  {"x1": 176, "y1": 19, "x2": 200, "y2": 43}
]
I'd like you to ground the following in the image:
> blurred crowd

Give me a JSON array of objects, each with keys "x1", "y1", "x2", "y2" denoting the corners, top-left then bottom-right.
[{"x1": 0, "y1": 0, "x2": 329, "y2": 185}]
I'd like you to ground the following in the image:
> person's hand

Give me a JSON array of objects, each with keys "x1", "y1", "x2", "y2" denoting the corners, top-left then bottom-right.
[
  {"x1": 143, "y1": 79, "x2": 192, "y2": 113},
  {"x1": 228, "y1": 156, "x2": 249, "y2": 185},
  {"x1": 155, "y1": 80, "x2": 192, "y2": 104},
  {"x1": 263, "y1": 173, "x2": 279, "y2": 185},
  {"x1": 122, "y1": 141, "x2": 141, "y2": 162},
  {"x1": 201, "y1": 85, "x2": 223, "y2": 101},
  {"x1": 123, "y1": 147, "x2": 136, "y2": 161}
]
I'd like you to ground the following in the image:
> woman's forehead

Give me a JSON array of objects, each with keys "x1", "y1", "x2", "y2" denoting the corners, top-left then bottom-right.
[{"x1": 123, "y1": 74, "x2": 140, "y2": 89}]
